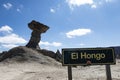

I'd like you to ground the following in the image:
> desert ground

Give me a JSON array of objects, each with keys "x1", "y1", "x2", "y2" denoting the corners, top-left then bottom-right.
[
  {"x1": 0, "y1": 59, "x2": 120, "y2": 80},
  {"x1": 0, "y1": 46, "x2": 120, "y2": 80}
]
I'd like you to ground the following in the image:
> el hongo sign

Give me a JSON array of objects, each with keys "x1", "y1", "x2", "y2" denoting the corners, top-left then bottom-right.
[{"x1": 62, "y1": 48, "x2": 116, "y2": 66}]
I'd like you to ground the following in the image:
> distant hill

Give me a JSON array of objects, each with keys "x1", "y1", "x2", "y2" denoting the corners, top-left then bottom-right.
[{"x1": 112, "y1": 46, "x2": 120, "y2": 59}]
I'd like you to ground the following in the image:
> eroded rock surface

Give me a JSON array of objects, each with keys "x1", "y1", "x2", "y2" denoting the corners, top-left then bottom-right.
[{"x1": 26, "y1": 20, "x2": 49, "y2": 49}]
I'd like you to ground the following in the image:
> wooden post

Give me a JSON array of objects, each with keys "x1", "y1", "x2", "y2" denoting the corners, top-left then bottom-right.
[
  {"x1": 68, "y1": 66, "x2": 72, "y2": 80},
  {"x1": 105, "y1": 65, "x2": 112, "y2": 80}
]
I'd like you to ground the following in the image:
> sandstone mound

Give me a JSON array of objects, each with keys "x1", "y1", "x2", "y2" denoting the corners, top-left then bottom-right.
[{"x1": 0, "y1": 46, "x2": 60, "y2": 65}]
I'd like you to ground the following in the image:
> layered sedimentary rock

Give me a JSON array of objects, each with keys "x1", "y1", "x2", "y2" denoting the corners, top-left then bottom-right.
[{"x1": 26, "y1": 20, "x2": 49, "y2": 49}]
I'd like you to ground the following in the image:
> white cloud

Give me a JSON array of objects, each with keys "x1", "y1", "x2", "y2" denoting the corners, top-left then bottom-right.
[
  {"x1": 79, "y1": 43, "x2": 85, "y2": 46},
  {"x1": 3, "y1": 3, "x2": 12, "y2": 10},
  {"x1": 67, "y1": 0, "x2": 93, "y2": 6},
  {"x1": 66, "y1": 0, "x2": 94, "y2": 9},
  {"x1": 2, "y1": 44, "x2": 18, "y2": 49},
  {"x1": 66, "y1": 28, "x2": 92, "y2": 38},
  {"x1": 17, "y1": 8, "x2": 21, "y2": 12},
  {"x1": 0, "y1": 34, "x2": 27, "y2": 44},
  {"x1": 66, "y1": 0, "x2": 114, "y2": 9},
  {"x1": 0, "y1": 25, "x2": 27, "y2": 49},
  {"x1": 105, "y1": 0, "x2": 112, "y2": 2},
  {"x1": 50, "y1": 8, "x2": 55, "y2": 13},
  {"x1": 0, "y1": 25, "x2": 13, "y2": 33},
  {"x1": 91, "y1": 4, "x2": 97, "y2": 8},
  {"x1": 40, "y1": 41, "x2": 50, "y2": 46},
  {"x1": 40, "y1": 41, "x2": 62, "y2": 47},
  {"x1": 16, "y1": 5, "x2": 24, "y2": 13},
  {"x1": 52, "y1": 42, "x2": 62, "y2": 47}
]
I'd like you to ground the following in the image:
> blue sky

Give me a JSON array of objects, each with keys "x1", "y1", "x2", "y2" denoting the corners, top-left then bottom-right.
[{"x1": 0, "y1": 0, "x2": 120, "y2": 52}]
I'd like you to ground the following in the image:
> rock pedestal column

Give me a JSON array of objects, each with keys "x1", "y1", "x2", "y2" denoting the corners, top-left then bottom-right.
[{"x1": 26, "y1": 20, "x2": 49, "y2": 49}]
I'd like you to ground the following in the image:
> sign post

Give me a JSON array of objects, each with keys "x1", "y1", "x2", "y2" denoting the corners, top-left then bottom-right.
[
  {"x1": 106, "y1": 65, "x2": 112, "y2": 80},
  {"x1": 62, "y1": 48, "x2": 116, "y2": 80},
  {"x1": 68, "y1": 66, "x2": 72, "y2": 80}
]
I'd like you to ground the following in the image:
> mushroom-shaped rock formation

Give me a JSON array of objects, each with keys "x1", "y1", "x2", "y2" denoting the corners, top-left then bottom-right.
[{"x1": 26, "y1": 20, "x2": 49, "y2": 49}]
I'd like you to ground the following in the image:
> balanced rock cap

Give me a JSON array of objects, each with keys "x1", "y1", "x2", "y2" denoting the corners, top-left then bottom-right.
[{"x1": 28, "y1": 20, "x2": 49, "y2": 33}]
